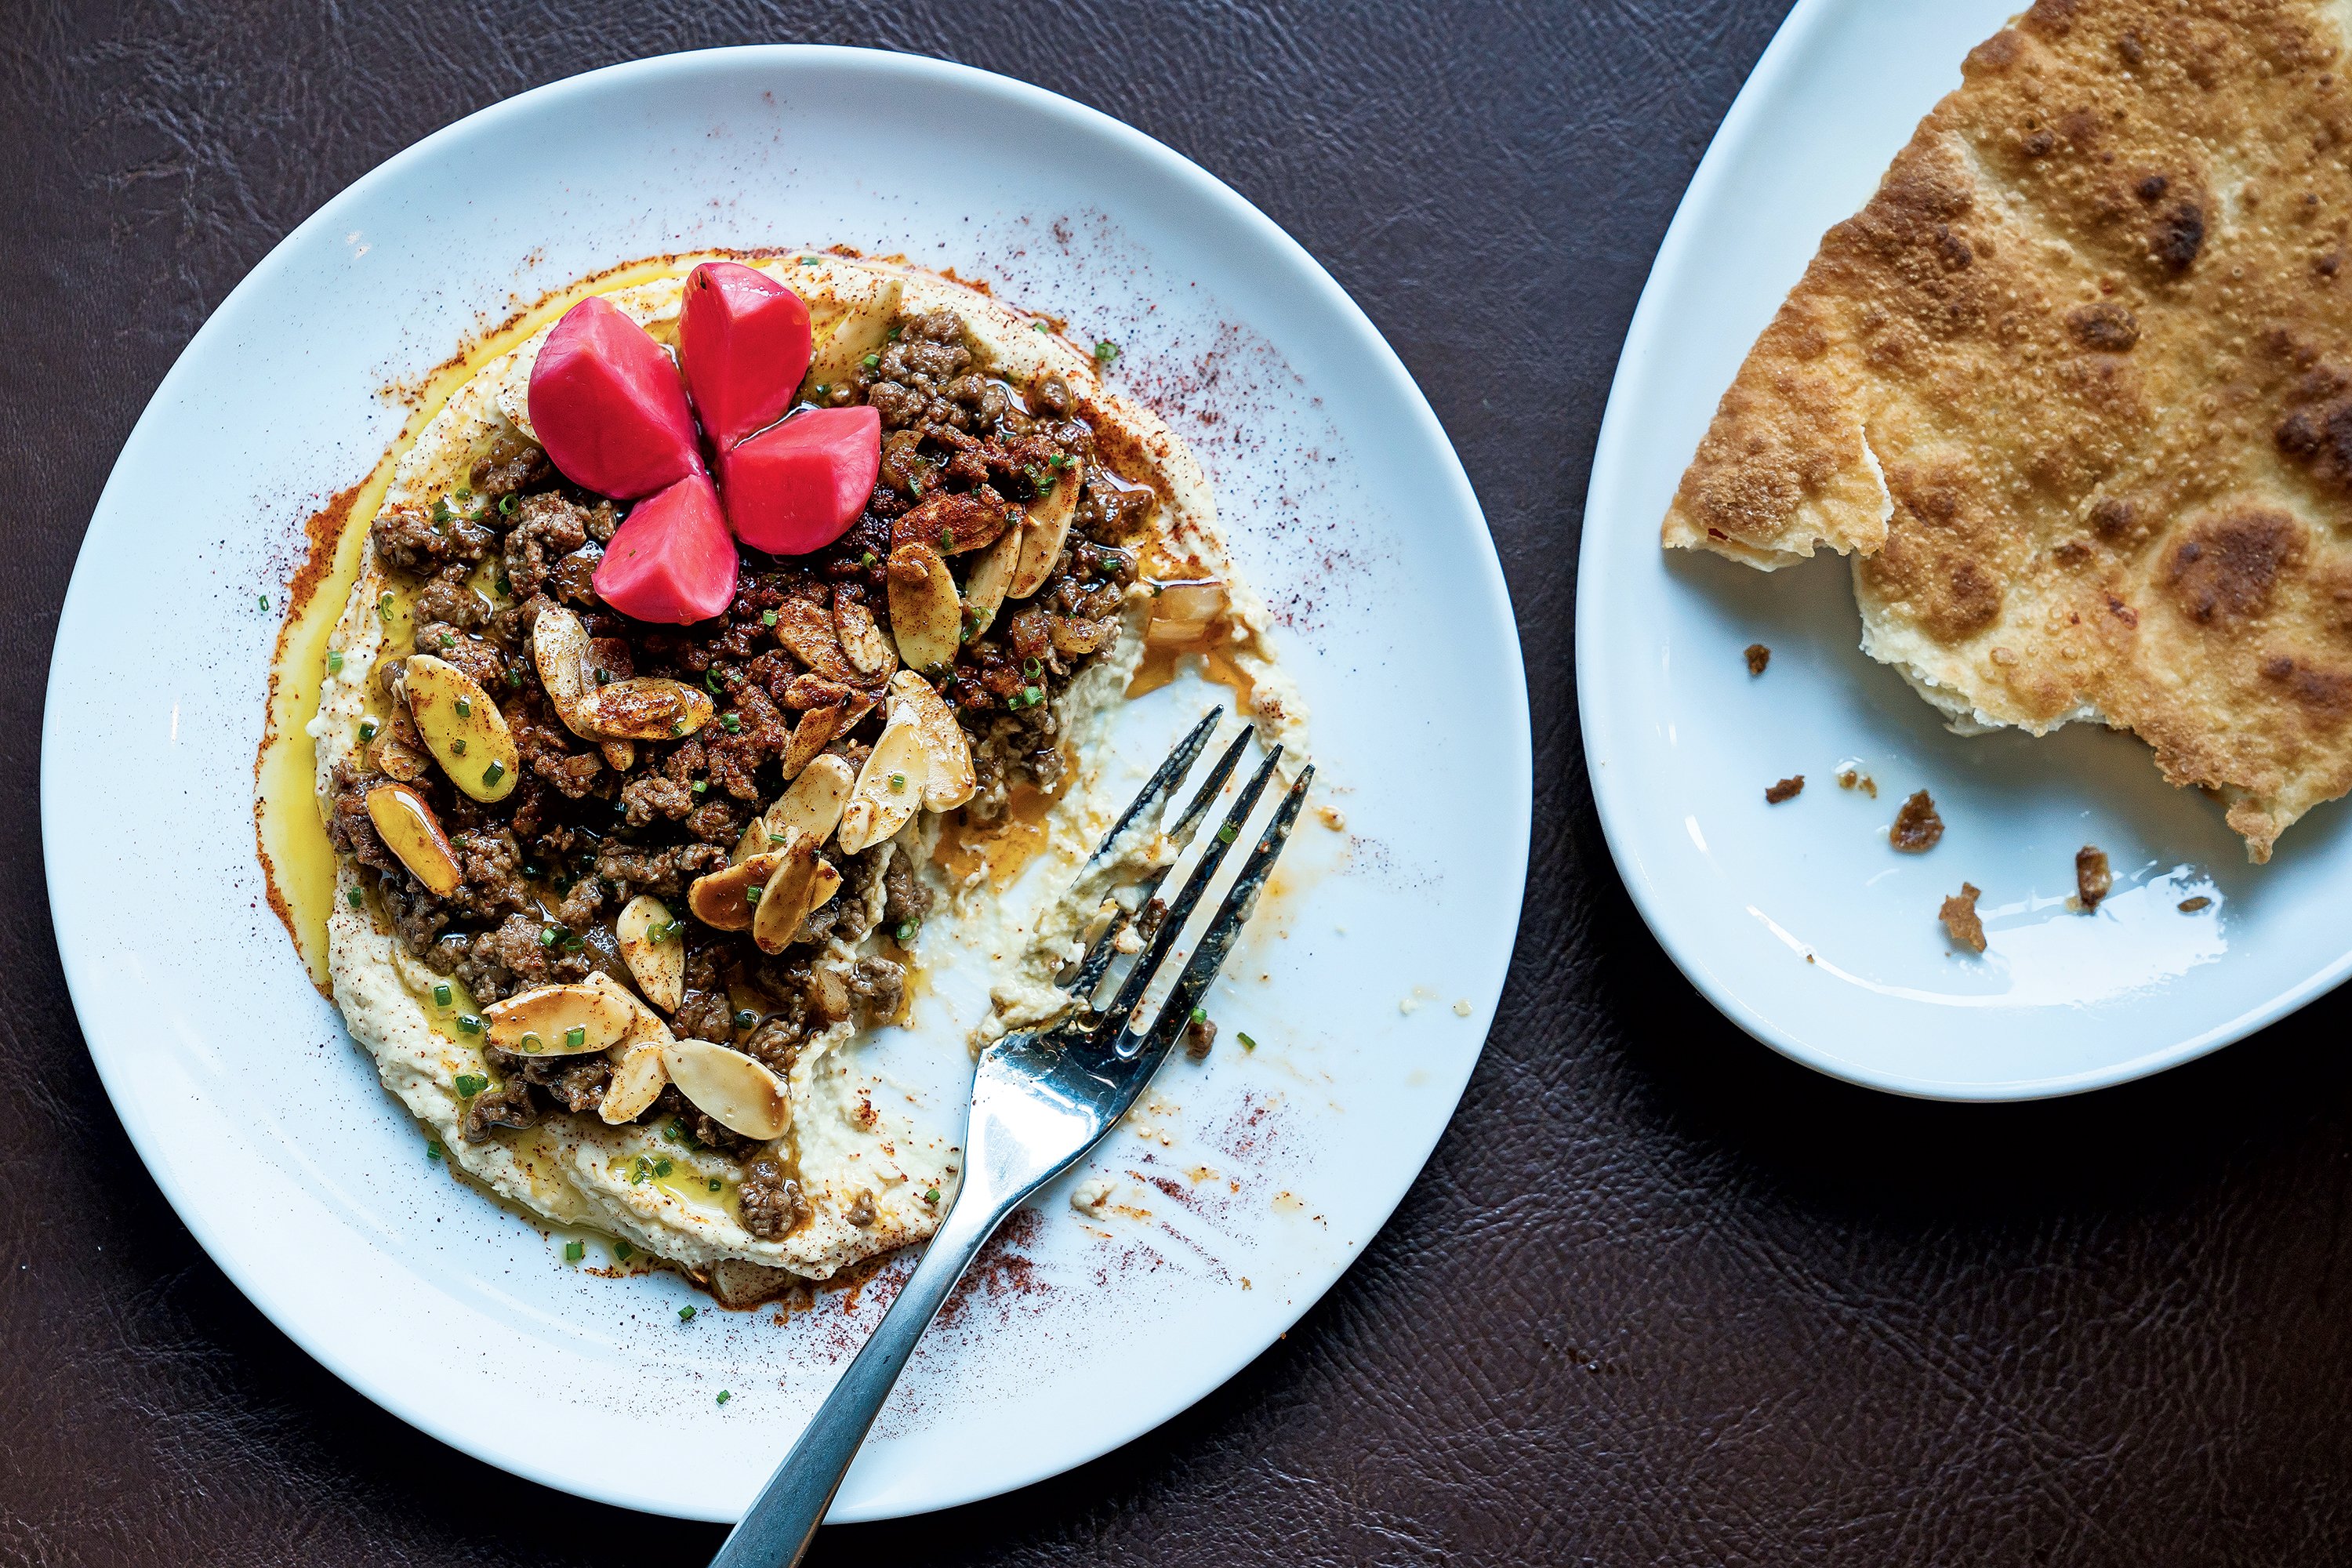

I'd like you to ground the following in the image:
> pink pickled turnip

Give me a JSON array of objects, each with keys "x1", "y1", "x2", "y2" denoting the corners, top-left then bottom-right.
[
  {"x1": 717, "y1": 407, "x2": 883, "y2": 557},
  {"x1": 593, "y1": 474, "x2": 737, "y2": 623},
  {"x1": 528, "y1": 296, "x2": 701, "y2": 499},
  {"x1": 677, "y1": 262, "x2": 814, "y2": 450}
]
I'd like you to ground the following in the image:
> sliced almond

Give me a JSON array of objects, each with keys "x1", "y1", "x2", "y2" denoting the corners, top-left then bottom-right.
[
  {"x1": 771, "y1": 593, "x2": 859, "y2": 682},
  {"x1": 580, "y1": 970, "x2": 675, "y2": 1123},
  {"x1": 808, "y1": 858, "x2": 842, "y2": 913},
  {"x1": 688, "y1": 851, "x2": 785, "y2": 931},
  {"x1": 779, "y1": 701, "x2": 848, "y2": 782},
  {"x1": 835, "y1": 594, "x2": 898, "y2": 677},
  {"x1": 730, "y1": 816, "x2": 775, "y2": 867},
  {"x1": 613, "y1": 894, "x2": 685, "y2": 1011},
  {"x1": 1047, "y1": 614, "x2": 1119, "y2": 655},
  {"x1": 963, "y1": 523, "x2": 1023, "y2": 639},
  {"x1": 586, "y1": 677, "x2": 714, "y2": 741},
  {"x1": 766, "y1": 753, "x2": 856, "y2": 844},
  {"x1": 887, "y1": 542, "x2": 962, "y2": 673},
  {"x1": 482, "y1": 982, "x2": 633, "y2": 1055},
  {"x1": 1009, "y1": 471, "x2": 1081, "y2": 599},
  {"x1": 751, "y1": 829, "x2": 824, "y2": 955},
  {"x1": 889, "y1": 670, "x2": 976, "y2": 811},
  {"x1": 661, "y1": 1036, "x2": 789, "y2": 1140},
  {"x1": 363, "y1": 782, "x2": 462, "y2": 896},
  {"x1": 531, "y1": 604, "x2": 599, "y2": 739},
  {"x1": 600, "y1": 739, "x2": 637, "y2": 771},
  {"x1": 837, "y1": 700, "x2": 931, "y2": 854},
  {"x1": 401, "y1": 655, "x2": 518, "y2": 802}
]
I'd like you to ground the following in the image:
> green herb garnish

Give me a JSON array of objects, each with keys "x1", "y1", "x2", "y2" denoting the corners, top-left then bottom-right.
[
  {"x1": 614, "y1": 1241, "x2": 633, "y2": 1261},
  {"x1": 454, "y1": 1073, "x2": 487, "y2": 1097},
  {"x1": 678, "y1": 1305, "x2": 696, "y2": 1323},
  {"x1": 326, "y1": 649, "x2": 343, "y2": 675},
  {"x1": 482, "y1": 760, "x2": 505, "y2": 786},
  {"x1": 1237, "y1": 1032, "x2": 1258, "y2": 1051},
  {"x1": 564, "y1": 1025, "x2": 586, "y2": 1048},
  {"x1": 564, "y1": 1240, "x2": 584, "y2": 1261},
  {"x1": 347, "y1": 887, "x2": 365, "y2": 909},
  {"x1": 433, "y1": 982, "x2": 452, "y2": 1009},
  {"x1": 457, "y1": 1014, "x2": 483, "y2": 1035}
]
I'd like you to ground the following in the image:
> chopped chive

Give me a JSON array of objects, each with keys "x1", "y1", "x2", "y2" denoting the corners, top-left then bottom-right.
[
  {"x1": 1022, "y1": 684, "x2": 1043, "y2": 705},
  {"x1": 813, "y1": 383, "x2": 829, "y2": 397},
  {"x1": 707, "y1": 1178, "x2": 722, "y2": 1192},
  {"x1": 358, "y1": 719, "x2": 379, "y2": 742},
  {"x1": 1189, "y1": 1005, "x2": 1207, "y2": 1023},
  {"x1": 655, "y1": 1159, "x2": 673, "y2": 1178},
  {"x1": 457, "y1": 1014, "x2": 483, "y2": 1035},
  {"x1": 454, "y1": 1073, "x2": 487, "y2": 1097},
  {"x1": 895, "y1": 920, "x2": 916, "y2": 942},
  {"x1": 691, "y1": 779, "x2": 708, "y2": 795},
  {"x1": 800, "y1": 254, "x2": 819, "y2": 265},
  {"x1": 564, "y1": 1025, "x2": 586, "y2": 1048},
  {"x1": 721, "y1": 713, "x2": 742, "y2": 734},
  {"x1": 1022, "y1": 657, "x2": 1042, "y2": 678},
  {"x1": 1094, "y1": 339, "x2": 1120, "y2": 363},
  {"x1": 456, "y1": 487, "x2": 473, "y2": 503},
  {"x1": 734, "y1": 1010, "x2": 757, "y2": 1029},
  {"x1": 259, "y1": 593, "x2": 270, "y2": 611},
  {"x1": 562, "y1": 935, "x2": 583, "y2": 953},
  {"x1": 426, "y1": 1140, "x2": 444, "y2": 1160},
  {"x1": 503, "y1": 667, "x2": 522, "y2": 688},
  {"x1": 482, "y1": 760, "x2": 505, "y2": 786},
  {"x1": 924, "y1": 1187, "x2": 941, "y2": 1204},
  {"x1": 377, "y1": 592, "x2": 394, "y2": 620},
  {"x1": 614, "y1": 1241, "x2": 633, "y2": 1261},
  {"x1": 564, "y1": 1240, "x2": 583, "y2": 1261},
  {"x1": 499, "y1": 494, "x2": 517, "y2": 516},
  {"x1": 326, "y1": 649, "x2": 343, "y2": 675},
  {"x1": 347, "y1": 887, "x2": 365, "y2": 909},
  {"x1": 716, "y1": 1390, "x2": 731, "y2": 1404},
  {"x1": 521, "y1": 1033, "x2": 543, "y2": 1053},
  {"x1": 662, "y1": 1123, "x2": 681, "y2": 1143},
  {"x1": 859, "y1": 550, "x2": 877, "y2": 568},
  {"x1": 862, "y1": 353, "x2": 880, "y2": 368},
  {"x1": 1238, "y1": 1031, "x2": 1258, "y2": 1051},
  {"x1": 744, "y1": 884, "x2": 762, "y2": 906},
  {"x1": 449, "y1": 737, "x2": 467, "y2": 756},
  {"x1": 539, "y1": 927, "x2": 557, "y2": 948},
  {"x1": 678, "y1": 1304, "x2": 696, "y2": 1322},
  {"x1": 760, "y1": 609, "x2": 779, "y2": 627},
  {"x1": 433, "y1": 982, "x2": 453, "y2": 1008},
  {"x1": 1032, "y1": 321, "x2": 1047, "y2": 332},
  {"x1": 454, "y1": 696, "x2": 472, "y2": 717},
  {"x1": 888, "y1": 772, "x2": 906, "y2": 792},
  {"x1": 1218, "y1": 822, "x2": 1238, "y2": 844}
]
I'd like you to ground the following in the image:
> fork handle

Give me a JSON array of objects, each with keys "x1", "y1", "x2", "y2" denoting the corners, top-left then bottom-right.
[{"x1": 708, "y1": 1191, "x2": 1008, "y2": 1568}]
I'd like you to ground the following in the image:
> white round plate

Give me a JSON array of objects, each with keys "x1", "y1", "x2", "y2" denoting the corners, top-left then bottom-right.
[
  {"x1": 1580, "y1": 0, "x2": 2352, "y2": 1102},
  {"x1": 43, "y1": 48, "x2": 1526, "y2": 1520}
]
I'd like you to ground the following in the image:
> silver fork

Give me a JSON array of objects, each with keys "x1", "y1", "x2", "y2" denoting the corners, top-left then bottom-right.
[{"x1": 710, "y1": 710, "x2": 1313, "y2": 1568}]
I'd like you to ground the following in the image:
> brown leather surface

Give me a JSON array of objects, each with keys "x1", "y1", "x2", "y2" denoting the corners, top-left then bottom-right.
[{"x1": 15, "y1": 1, "x2": 2352, "y2": 1563}]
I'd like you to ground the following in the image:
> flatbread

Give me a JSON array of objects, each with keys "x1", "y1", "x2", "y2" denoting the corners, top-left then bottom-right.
[{"x1": 1662, "y1": 0, "x2": 2352, "y2": 860}]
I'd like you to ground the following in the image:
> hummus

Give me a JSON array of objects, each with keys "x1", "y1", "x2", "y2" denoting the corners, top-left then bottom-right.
[{"x1": 299, "y1": 252, "x2": 1303, "y2": 1302}]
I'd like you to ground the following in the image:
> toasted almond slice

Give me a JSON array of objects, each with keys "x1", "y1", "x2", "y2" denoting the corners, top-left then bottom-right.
[
  {"x1": 371, "y1": 704, "x2": 432, "y2": 782},
  {"x1": 482, "y1": 982, "x2": 633, "y2": 1055},
  {"x1": 889, "y1": 670, "x2": 976, "y2": 811},
  {"x1": 731, "y1": 816, "x2": 775, "y2": 867},
  {"x1": 779, "y1": 701, "x2": 847, "y2": 781},
  {"x1": 580, "y1": 970, "x2": 675, "y2": 1123},
  {"x1": 363, "y1": 782, "x2": 463, "y2": 896},
  {"x1": 1009, "y1": 473, "x2": 1080, "y2": 600},
  {"x1": 887, "y1": 542, "x2": 962, "y2": 673},
  {"x1": 766, "y1": 753, "x2": 856, "y2": 844},
  {"x1": 771, "y1": 594, "x2": 859, "y2": 683},
  {"x1": 661, "y1": 1036, "x2": 789, "y2": 1140},
  {"x1": 751, "y1": 829, "x2": 823, "y2": 955},
  {"x1": 531, "y1": 604, "x2": 599, "y2": 738},
  {"x1": 401, "y1": 655, "x2": 518, "y2": 802},
  {"x1": 808, "y1": 858, "x2": 841, "y2": 913},
  {"x1": 613, "y1": 894, "x2": 685, "y2": 1011},
  {"x1": 837, "y1": 700, "x2": 931, "y2": 854},
  {"x1": 835, "y1": 593, "x2": 898, "y2": 677},
  {"x1": 584, "y1": 677, "x2": 715, "y2": 741},
  {"x1": 600, "y1": 1040, "x2": 667, "y2": 1124},
  {"x1": 688, "y1": 851, "x2": 785, "y2": 931},
  {"x1": 600, "y1": 739, "x2": 637, "y2": 771},
  {"x1": 963, "y1": 523, "x2": 1022, "y2": 639}
]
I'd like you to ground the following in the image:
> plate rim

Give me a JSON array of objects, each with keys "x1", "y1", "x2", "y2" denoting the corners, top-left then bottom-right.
[
  {"x1": 43, "y1": 42, "x2": 1531, "y2": 1517},
  {"x1": 1573, "y1": 0, "x2": 2337, "y2": 1104}
]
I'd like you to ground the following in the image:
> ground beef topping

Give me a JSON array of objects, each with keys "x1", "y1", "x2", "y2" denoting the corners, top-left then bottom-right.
[
  {"x1": 1889, "y1": 790, "x2": 1944, "y2": 853},
  {"x1": 346, "y1": 305, "x2": 1156, "y2": 1232}
]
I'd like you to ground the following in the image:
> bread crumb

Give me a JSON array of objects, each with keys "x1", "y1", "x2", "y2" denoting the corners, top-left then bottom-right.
[
  {"x1": 1072, "y1": 1177, "x2": 1112, "y2": 1216},
  {"x1": 1837, "y1": 764, "x2": 1878, "y2": 798},
  {"x1": 1940, "y1": 882, "x2": 1987, "y2": 953},
  {"x1": 1765, "y1": 775, "x2": 1805, "y2": 804},
  {"x1": 1890, "y1": 789, "x2": 1944, "y2": 852},
  {"x1": 2179, "y1": 895, "x2": 2212, "y2": 913},
  {"x1": 1745, "y1": 643, "x2": 1771, "y2": 675},
  {"x1": 2075, "y1": 845, "x2": 2112, "y2": 911}
]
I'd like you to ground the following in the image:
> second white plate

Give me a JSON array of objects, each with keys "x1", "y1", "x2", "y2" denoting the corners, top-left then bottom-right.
[{"x1": 1579, "y1": 0, "x2": 2352, "y2": 1100}]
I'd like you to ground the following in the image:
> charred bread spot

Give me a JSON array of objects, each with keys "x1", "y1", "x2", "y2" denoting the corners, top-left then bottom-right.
[
  {"x1": 2162, "y1": 509, "x2": 2304, "y2": 626},
  {"x1": 2261, "y1": 653, "x2": 2352, "y2": 724},
  {"x1": 2148, "y1": 200, "x2": 2205, "y2": 273},
  {"x1": 2066, "y1": 302, "x2": 2140, "y2": 351}
]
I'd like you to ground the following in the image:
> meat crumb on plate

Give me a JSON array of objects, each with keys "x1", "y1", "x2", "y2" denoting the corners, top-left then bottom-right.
[
  {"x1": 1745, "y1": 643, "x2": 1770, "y2": 676},
  {"x1": 2075, "y1": 846, "x2": 2112, "y2": 912},
  {"x1": 1940, "y1": 882, "x2": 1986, "y2": 953},
  {"x1": 1765, "y1": 775, "x2": 1804, "y2": 804},
  {"x1": 2180, "y1": 895, "x2": 2212, "y2": 913}
]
